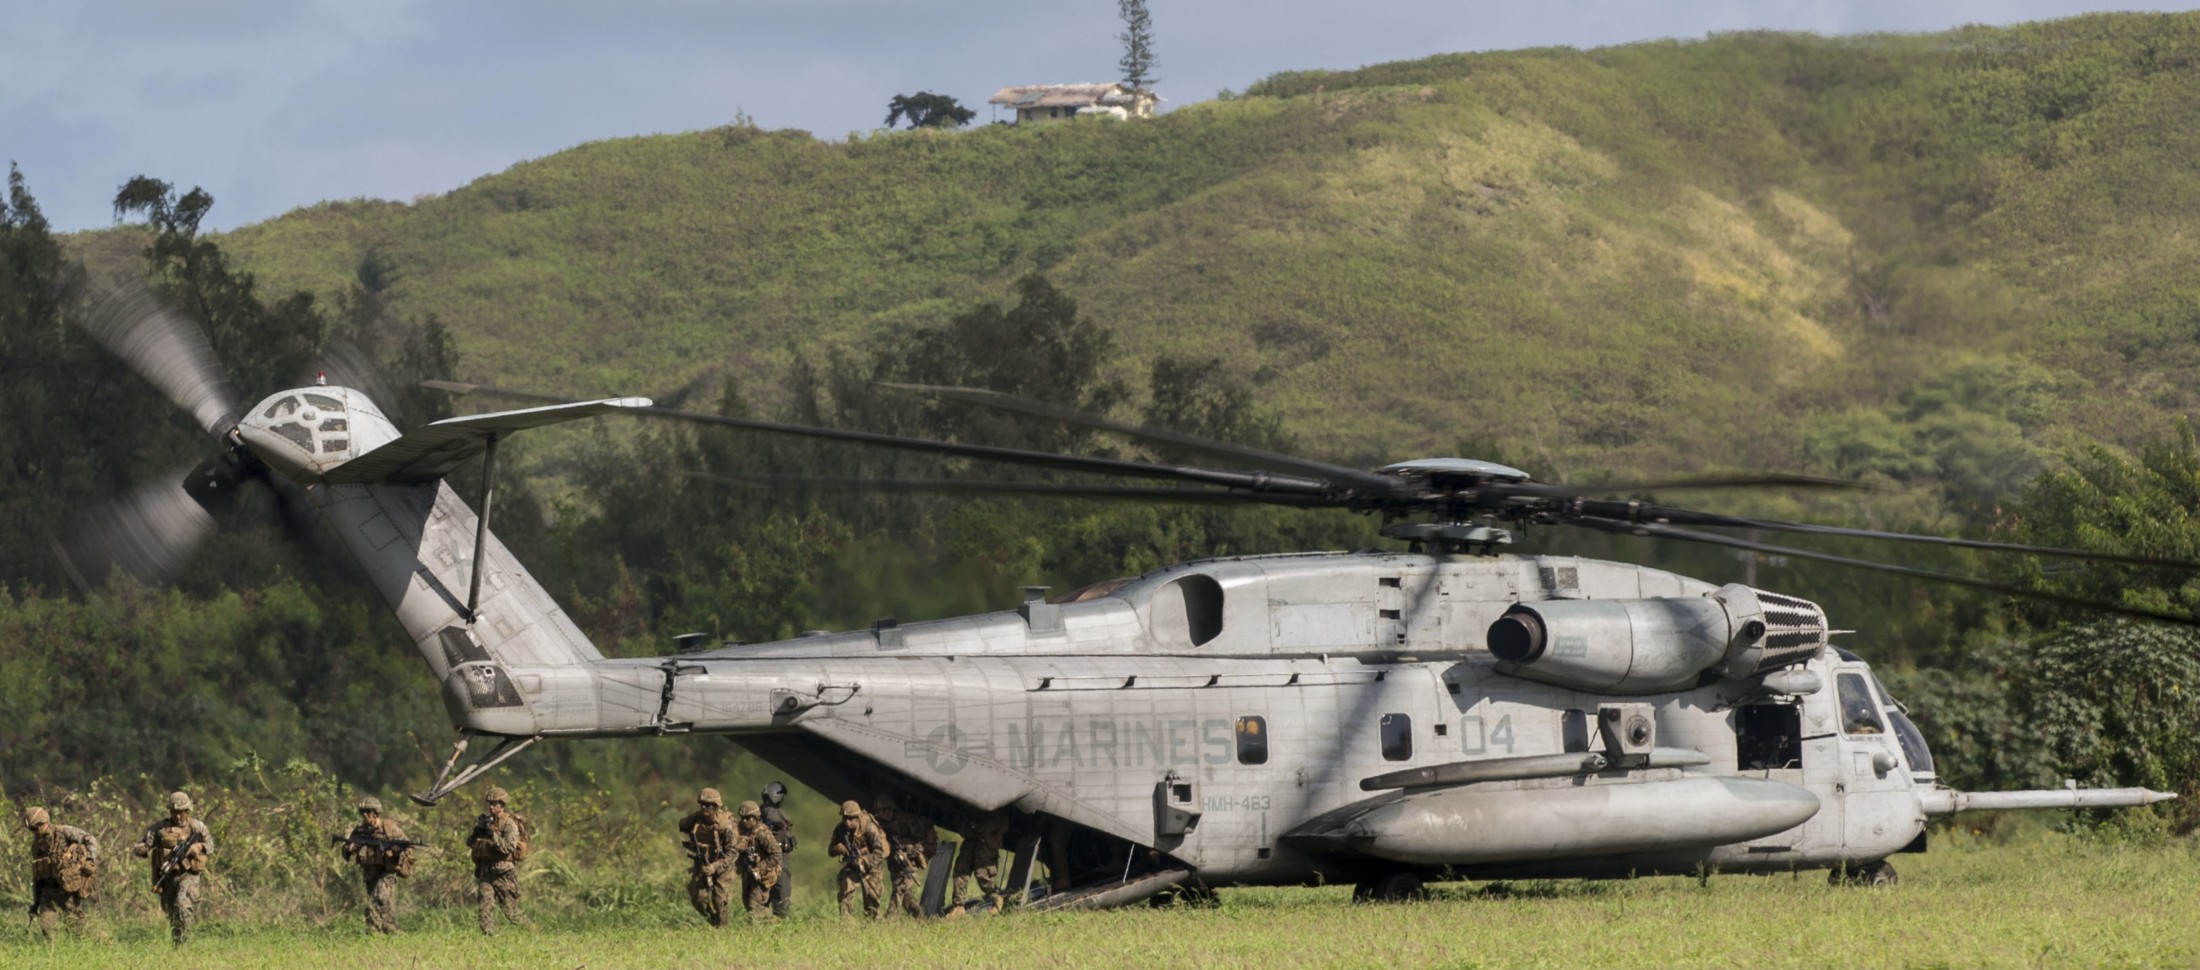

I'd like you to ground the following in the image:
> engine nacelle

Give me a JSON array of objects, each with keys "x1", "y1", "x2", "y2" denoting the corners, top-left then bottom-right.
[{"x1": 1486, "y1": 584, "x2": 1827, "y2": 693}]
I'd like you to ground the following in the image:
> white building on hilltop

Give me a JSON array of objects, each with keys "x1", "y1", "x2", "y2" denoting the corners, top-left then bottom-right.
[{"x1": 989, "y1": 83, "x2": 1161, "y2": 123}]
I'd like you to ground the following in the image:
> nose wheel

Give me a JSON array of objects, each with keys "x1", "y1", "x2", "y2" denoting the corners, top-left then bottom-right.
[
  {"x1": 1829, "y1": 859, "x2": 1898, "y2": 888},
  {"x1": 1351, "y1": 870, "x2": 1427, "y2": 903}
]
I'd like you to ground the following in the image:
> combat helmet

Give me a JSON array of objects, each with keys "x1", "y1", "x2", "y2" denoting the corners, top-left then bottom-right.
[
  {"x1": 738, "y1": 800, "x2": 761, "y2": 818},
  {"x1": 840, "y1": 800, "x2": 862, "y2": 818},
  {"x1": 169, "y1": 791, "x2": 193, "y2": 812},
  {"x1": 762, "y1": 781, "x2": 787, "y2": 805},
  {"x1": 698, "y1": 788, "x2": 723, "y2": 807},
  {"x1": 358, "y1": 796, "x2": 383, "y2": 813},
  {"x1": 484, "y1": 786, "x2": 510, "y2": 806},
  {"x1": 22, "y1": 806, "x2": 48, "y2": 828}
]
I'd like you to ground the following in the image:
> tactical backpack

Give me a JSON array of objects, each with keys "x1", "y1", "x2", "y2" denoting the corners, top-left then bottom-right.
[
  {"x1": 509, "y1": 812, "x2": 533, "y2": 863},
  {"x1": 35, "y1": 838, "x2": 98, "y2": 894},
  {"x1": 60, "y1": 843, "x2": 97, "y2": 895}
]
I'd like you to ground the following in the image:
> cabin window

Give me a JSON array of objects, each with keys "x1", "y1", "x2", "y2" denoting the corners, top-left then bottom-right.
[
  {"x1": 1176, "y1": 575, "x2": 1225, "y2": 646},
  {"x1": 1379, "y1": 713, "x2": 1412, "y2": 761},
  {"x1": 1735, "y1": 703, "x2": 1803, "y2": 770},
  {"x1": 1561, "y1": 709, "x2": 1590, "y2": 753},
  {"x1": 1235, "y1": 716, "x2": 1268, "y2": 765},
  {"x1": 1836, "y1": 672, "x2": 1885, "y2": 736}
]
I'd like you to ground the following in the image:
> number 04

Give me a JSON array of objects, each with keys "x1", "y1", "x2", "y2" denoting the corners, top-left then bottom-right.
[{"x1": 1458, "y1": 714, "x2": 1515, "y2": 754}]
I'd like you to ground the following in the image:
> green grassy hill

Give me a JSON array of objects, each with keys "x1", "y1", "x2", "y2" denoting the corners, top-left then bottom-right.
[{"x1": 217, "y1": 13, "x2": 2200, "y2": 488}]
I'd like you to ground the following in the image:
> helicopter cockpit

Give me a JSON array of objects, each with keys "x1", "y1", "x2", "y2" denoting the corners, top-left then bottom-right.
[{"x1": 1828, "y1": 648, "x2": 1935, "y2": 779}]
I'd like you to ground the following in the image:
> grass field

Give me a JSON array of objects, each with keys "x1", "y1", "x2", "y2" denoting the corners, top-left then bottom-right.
[{"x1": 7, "y1": 828, "x2": 2194, "y2": 969}]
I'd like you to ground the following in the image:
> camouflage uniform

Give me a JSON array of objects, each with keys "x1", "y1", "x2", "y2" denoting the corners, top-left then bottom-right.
[
  {"x1": 468, "y1": 787, "x2": 530, "y2": 935},
  {"x1": 880, "y1": 803, "x2": 939, "y2": 918},
  {"x1": 23, "y1": 807, "x2": 100, "y2": 941},
  {"x1": 948, "y1": 813, "x2": 1009, "y2": 915},
  {"x1": 733, "y1": 801, "x2": 784, "y2": 921},
  {"x1": 827, "y1": 800, "x2": 890, "y2": 919},
  {"x1": 758, "y1": 781, "x2": 796, "y2": 919},
  {"x1": 677, "y1": 789, "x2": 738, "y2": 928},
  {"x1": 130, "y1": 791, "x2": 212, "y2": 945},
  {"x1": 339, "y1": 796, "x2": 412, "y2": 934}
]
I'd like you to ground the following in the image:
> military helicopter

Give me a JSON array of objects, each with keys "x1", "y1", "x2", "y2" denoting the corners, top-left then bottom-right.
[{"x1": 69, "y1": 289, "x2": 2188, "y2": 909}]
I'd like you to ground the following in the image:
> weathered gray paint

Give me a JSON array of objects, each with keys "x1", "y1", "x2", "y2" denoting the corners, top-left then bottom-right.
[{"x1": 231, "y1": 385, "x2": 2175, "y2": 892}]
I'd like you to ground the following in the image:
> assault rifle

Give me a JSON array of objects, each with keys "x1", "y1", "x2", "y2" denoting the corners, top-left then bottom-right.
[
  {"x1": 736, "y1": 835, "x2": 766, "y2": 877},
  {"x1": 469, "y1": 813, "x2": 509, "y2": 855},
  {"x1": 330, "y1": 832, "x2": 434, "y2": 853},
  {"x1": 153, "y1": 830, "x2": 204, "y2": 888},
  {"x1": 837, "y1": 824, "x2": 873, "y2": 875}
]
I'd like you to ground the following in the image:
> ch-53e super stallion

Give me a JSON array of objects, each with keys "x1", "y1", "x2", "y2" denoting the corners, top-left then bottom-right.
[{"x1": 70, "y1": 290, "x2": 2185, "y2": 909}]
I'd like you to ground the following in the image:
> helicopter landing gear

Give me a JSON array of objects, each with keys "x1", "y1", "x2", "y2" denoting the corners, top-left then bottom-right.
[
  {"x1": 1149, "y1": 881, "x2": 1220, "y2": 908},
  {"x1": 1829, "y1": 859, "x2": 1898, "y2": 888},
  {"x1": 1352, "y1": 870, "x2": 1428, "y2": 903}
]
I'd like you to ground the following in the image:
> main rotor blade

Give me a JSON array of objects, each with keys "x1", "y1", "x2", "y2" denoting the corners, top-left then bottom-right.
[
  {"x1": 877, "y1": 382, "x2": 1397, "y2": 489},
  {"x1": 1567, "y1": 500, "x2": 2200, "y2": 571},
  {"x1": 53, "y1": 462, "x2": 224, "y2": 588},
  {"x1": 1570, "y1": 515, "x2": 2200, "y2": 628},
  {"x1": 686, "y1": 472, "x2": 1332, "y2": 507},
  {"x1": 82, "y1": 283, "x2": 240, "y2": 437},
  {"x1": 1492, "y1": 473, "x2": 1866, "y2": 499},
  {"x1": 426, "y1": 381, "x2": 1349, "y2": 498}
]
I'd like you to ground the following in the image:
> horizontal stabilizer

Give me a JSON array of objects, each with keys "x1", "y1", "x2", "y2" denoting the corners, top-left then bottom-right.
[
  {"x1": 323, "y1": 397, "x2": 651, "y2": 485},
  {"x1": 1917, "y1": 786, "x2": 2177, "y2": 816}
]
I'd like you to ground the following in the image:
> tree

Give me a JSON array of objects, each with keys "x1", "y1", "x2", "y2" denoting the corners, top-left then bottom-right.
[
  {"x1": 2011, "y1": 620, "x2": 2200, "y2": 832},
  {"x1": 2006, "y1": 422, "x2": 2200, "y2": 622},
  {"x1": 873, "y1": 272, "x2": 1125, "y2": 451},
  {"x1": 1145, "y1": 356, "x2": 1289, "y2": 453},
  {"x1": 1118, "y1": 0, "x2": 1157, "y2": 91},
  {"x1": 112, "y1": 176, "x2": 327, "y2": 396},
  {"x1": 884, "y1": 92, "x2": 976, "y2": 130}
]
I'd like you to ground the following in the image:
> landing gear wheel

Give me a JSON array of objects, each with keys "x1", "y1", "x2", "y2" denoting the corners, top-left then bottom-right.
[
  {"x1": 1371, "y1": 870, "x2": 1426, "y2": 902},
  {"x1": 1350, "y1": 878, "x2": 1376, "y2": 904},
  {"x1": 1150, "y1": 882, "x2": 1219, "y2": 908},
  {"x1": 1829, "y1": 860, "x2": 1898, "y2": 888}
]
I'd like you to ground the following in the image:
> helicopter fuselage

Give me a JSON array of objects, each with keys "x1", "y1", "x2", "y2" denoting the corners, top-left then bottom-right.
[{"x1": 236, "y1": 384, "x2": 2164, "y2": 898}]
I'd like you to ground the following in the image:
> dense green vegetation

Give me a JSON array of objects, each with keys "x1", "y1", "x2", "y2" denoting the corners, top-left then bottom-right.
[{"x1": 4, "y1": 10, "x2": 2200, "y2": 891}]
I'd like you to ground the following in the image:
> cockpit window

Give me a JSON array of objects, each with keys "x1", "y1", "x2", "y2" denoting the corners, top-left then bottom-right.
[
  {"x1": 1836, "y1": 672, "x2": 1885, "y2": 736},
  {"x1": 1888, "y1": 710, "x2": 1934, "y2": 777}
]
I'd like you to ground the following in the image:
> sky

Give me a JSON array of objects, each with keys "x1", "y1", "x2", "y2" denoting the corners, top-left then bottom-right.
[{"x1": 5, "y1": 0, "x2": 2196, "y2": 233}]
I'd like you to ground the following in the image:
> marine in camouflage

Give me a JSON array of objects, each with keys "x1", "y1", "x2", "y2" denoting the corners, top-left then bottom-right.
[
  {"x1": 734, "y1": 800, "x2": 783, "y2": 922},
  {"x1": 468, "y1": 786, "x2": 530, "y2": 935},
  {"x1": 130, "y1": 791, "x2": 212, "y2": 945},
  {"x1": 678, "y1": 788, "x2": 737, "y2": 928},
  {"x1": 828, "y1": 800, "x2": 890, "y2": 920},
  {"x1": 949, "y1": 813, "x2": 1011, "y2": 916},
  {"x1": 340, "y1": 796, "x2": 412, "y2": 934},
  {"x1": 878, "y1": 802, "x2": 939, "y2": 918},
  {"x1": 23, "y1": 806, "x2": 100, "y2": 941}
]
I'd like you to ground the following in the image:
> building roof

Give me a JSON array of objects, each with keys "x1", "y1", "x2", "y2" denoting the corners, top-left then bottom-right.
[{"x1": 988, "y1": 83, "x2": 1158, "y2": 108}]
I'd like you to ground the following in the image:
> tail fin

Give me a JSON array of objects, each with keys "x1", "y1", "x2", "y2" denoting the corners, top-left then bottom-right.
[{"x1": 299, "y1": 397, "x2": 652, "y2": 732}]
